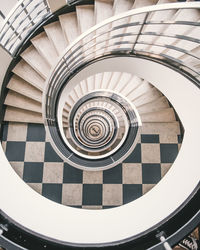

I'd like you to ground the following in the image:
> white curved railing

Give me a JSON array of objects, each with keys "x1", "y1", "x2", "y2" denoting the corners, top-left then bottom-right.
[
  {"x1": 44, "y1": 2, "x2": 200, "y2": 124},
  {"x1": 43, "y1": 2, "x2": 200, "y2": 179},
  {"x1": 0, "y1": 0, "x2": 50, "y2": 55}
]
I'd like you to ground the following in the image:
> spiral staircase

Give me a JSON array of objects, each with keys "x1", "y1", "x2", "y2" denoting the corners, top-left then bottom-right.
[{"x1": 0, "y1": 0, "x2": 199, "y2": 249}]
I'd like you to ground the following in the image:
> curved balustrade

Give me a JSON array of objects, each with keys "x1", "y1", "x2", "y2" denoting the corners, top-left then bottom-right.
[
  {"x1": 0, "y1": 0, "x2": 50, "y2": 55},
  {"x1": 44, "y1": 2, "x2": 200, "y2": 173}
]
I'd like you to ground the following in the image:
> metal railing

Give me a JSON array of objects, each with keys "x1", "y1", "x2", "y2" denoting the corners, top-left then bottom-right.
[
  {"x1": 0, "y1": 0, "x2": 51, "y2": 55},
  {"x1": 44, "y1": 2, "x2": 200, "y2": 161}
]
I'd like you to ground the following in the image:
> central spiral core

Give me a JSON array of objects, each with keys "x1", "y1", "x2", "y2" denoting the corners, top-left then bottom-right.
[{"x1": 56, "y1": 90, "x2": 142, "y2": 170}]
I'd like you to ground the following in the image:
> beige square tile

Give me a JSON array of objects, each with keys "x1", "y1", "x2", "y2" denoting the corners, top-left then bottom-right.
[
  {"x1": 161, "y1": 163, "x2": 172, "y2": 178},
  {"x1": 62, "y1": 184, "x2": 82, "y2": 206},
  {"x1": 25, "y1": 142, "x2": 45, "y2": 162},
  {"x1": 159, "y1": 134, "x2": 178, "y2": 143},
  {"x1": 122, "y1": 163, "x2": 142, "y2": 184},
  {"x1": 43, "y1": 163, "x2": 63, "y2": 183},
  {"x1": 10, "y1": 162, "x2": 24, "y2": 178},
  {"x1": 82, "y1": 206, "x2": 102, "y2": 210},
  {"x1": 7, "y1": 122, "x2": 27, "y2": 141},
  {"x1": 178, "y1": 143, "x2": 182, "y2": 152},
  {"x1": 1, "y1": 141, "x2": 6, "y2": 152},
  {"x1": 83, "y1": 171, "x2": 103, "y2": 184},
  {"x1": 103, "y1": 184, "x2": 122, "y2": 206},
  {"x1": 142, "y1": 184, "x2": 156, "y2": 195},
  {"x1": 141, "y1": 144, "x2": 160, "y2": 163},
  {"x1": 28, "y1": 183, "x2": 42, "y2": 194}
]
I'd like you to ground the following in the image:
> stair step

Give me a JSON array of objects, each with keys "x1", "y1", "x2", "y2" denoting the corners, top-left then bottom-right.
[
  {"x1": 140, "y1": 108, "x2": 176, "y2": 122},
  {"x1": 76, "y1": 5, "x2": 95, "y2": 34},
  {"x1": 133, "y1": 87, "x2": 163, "y2": 107},
  {"x1": 13, "y1": 60, "x2": 45, "y2": 91},
  {"x1": 101, "y1": 72, "x2": 113, "y2": 89},
  {"x1": 59, "y1": 12, "x2": 79, "y2": 44},
  {"x1": 95, "y1": 73, "x2": 103, "y2": 89},
  {"x1": 31, "y1": 32, "x2": 59, "y2": 67},
  {"x1": 4, "y1": 107, "x2": 43, "y2": 123},
  {"x1": 7, "y1": 75, "x2": 42, "y2": 103},
  {"x1": 141, "y1": 121, "x2": 180, "y2": 135},
  {"x1": 132, "y1": 0, "x2": 158, "y2": 8},
  {"x1": 87, "y1": 75, "x2": 95, "y2": 92},
  {"x1": 80, "y1": 80, "x2": 88, "y2": 95},
  {"x1": 137, "y1": 96, "x2": 169, "y2": 114},
  {"x1": 113, "y1": 0, "x2": 134, "y2": 15},
  {"x1": 74, "y1": 84, "x2": 83, "y2": 98},
  {"x1": 44, "y1": 21, "x2": 67, "y2": 56},
  {"x1": 21, "y1": 45, "x2": 50, "y2": 79},
  {"x1": 95, "y1": 0, "x2": 113, "y2": 24},
  {"x1": 121, "y1": 75, "x2": 143, "y2": 97},
  {"x1": 127, "y1": 81, "x2": 153, "y2": 102},
  {"x1": 114, "y1": 73, "x2": 132, "y2": 93},
  {"x1": 107, "y1": 72, "x2": 122, "y2": 90},
  {"x1": 69, "y1": 90, "x2": 79, "y2": 104},
  {"x1": 5, "y1": 91, "x2": 42, "y2": 113}
]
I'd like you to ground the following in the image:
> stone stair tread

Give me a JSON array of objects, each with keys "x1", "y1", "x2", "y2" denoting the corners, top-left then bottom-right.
[
  {"x1": 44, "y1": 21, "x2": 67, "y2": 56},
  {"x1": 140, "y1": 107, "x2": 176, "y2": 122},
  {"x1": 113, "y1": 0, "x2": 134, "y2": 15},
  {"x1": 114, "y1": 73, "x2": 132, "y2": 93},
  {"x1": 31, "y1": 31, "x2": 58, "y2": 67},
  {"x1": 132, "y1": 0, "x2": 158, "y2": 9},
  {"x1": 137, "y1": 96, "x2": 169, "y2": 114},
  {"x1": 59, "y1": 12, "x2": 79, "y2": 44},
  {"x1": 133, "y1": 87, "x2": 163, "y2": 107},
  {"x1": 95, "y1": 0, "x2": 113, "y2": 24},
  {"x1": 5, "y1": 90, "x2": 42, "y2": 113},
  {"x1": 121, "y1": 75, "x2": 143, "y2": 97},
  {"x1": 127, "y1": 80, "x2": 153, "y2": 102},
  {"x1": 141, "y1": 121, "x2": 180, "y2": 134},
  {"x1": 21, "y1": 45, "x2": 50, "y2": 79},
  {"x1": 76, "y1": 5, "x2": 95, "y2": 34},
  {"x1": 12, "y1": 60, "x2": 45, "y2": 91},
  {"x1": 4, "y1": 107, "x2": 43, "y2": 123},
  {"x1": 7, "y1": 75, "x2": 42, "y2": 103}
]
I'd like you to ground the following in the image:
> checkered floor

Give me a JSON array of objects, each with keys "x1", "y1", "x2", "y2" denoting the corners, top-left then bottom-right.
[{"x1": 1, "y1": 122, "x2": 183, "y2": 209}]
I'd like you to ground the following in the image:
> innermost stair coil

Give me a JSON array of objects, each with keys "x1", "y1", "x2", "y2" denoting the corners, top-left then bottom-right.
[{"x1": 45, "y1": 90, "x2": 142, "y2": 170}]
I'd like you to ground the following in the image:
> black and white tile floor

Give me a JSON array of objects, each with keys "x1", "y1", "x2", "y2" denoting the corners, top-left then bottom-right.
[{"x1": 1, "y1": 122, "x2": 183, "y2": 209}]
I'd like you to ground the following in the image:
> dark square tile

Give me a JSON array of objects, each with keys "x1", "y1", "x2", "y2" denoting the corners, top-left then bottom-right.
[
  {"x1": 82, "y1": 184, "x2": 102, "y2": 205},
  {"x1": 123, "y1": 184, "x2": 142, "y2": 204},
  {"x1": 44, "y1": 142, "x2": 63, "y2": 162},
  {"x1": 124, "y1": 144, "x2": 141, "y2": 163},
  {"x1": 6, "y1": 141, "x2": 25, "y2": 161},
  {"x1": 23, "y1": 162, "x2": 43, "y2": 183},
  {"x1": 1, "y1": 122, "x2": 8, "y2": 141},
  {"x1": 63, "y1": 163, "x2": 83, "y2": 183},
  {"x1": 160, "y1": 144, "x2": 178, "y2": 163},
  {"x1": 141, "y1": 134, "x2": 159, "y2": 143},
  {"x1": 27, "y1": 124, "x2": 45, "y2": 141},
  {"x1": 103, "y1": 164, "x2": 122, "y2": 184},
  {"x1": 42, "y1": 184, "x2": 62, "y2": 204},
  {"x1": 142, "y1": 164, "x2": 161, "y2": 184}
]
